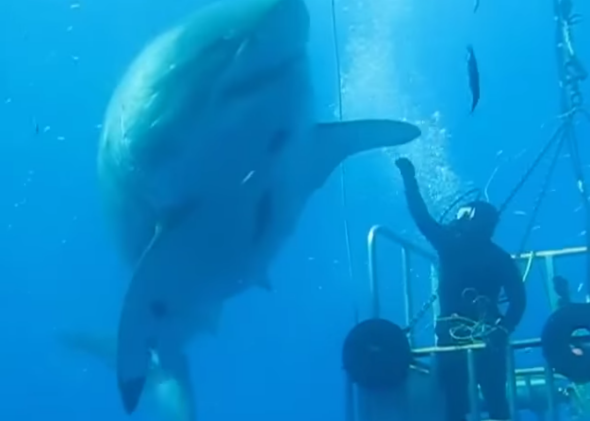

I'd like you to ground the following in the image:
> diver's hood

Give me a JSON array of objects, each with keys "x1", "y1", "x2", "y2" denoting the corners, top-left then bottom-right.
[{"x1": 455, "y1": 200, "x2": 498, "y2": 223}]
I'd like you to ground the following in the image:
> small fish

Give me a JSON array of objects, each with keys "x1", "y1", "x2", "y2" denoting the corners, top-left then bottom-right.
[
  {"x1": 473, "y1": 0, "x2": 480, "y2": 13},
  {"x1": 466, "y1": 45, "x2": 480, "y2": 114}
]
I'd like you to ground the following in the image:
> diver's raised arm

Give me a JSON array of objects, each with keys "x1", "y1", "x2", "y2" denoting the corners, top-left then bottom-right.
[{"x1": 395, "y1": 158, "x2": 447, "y2": 250}]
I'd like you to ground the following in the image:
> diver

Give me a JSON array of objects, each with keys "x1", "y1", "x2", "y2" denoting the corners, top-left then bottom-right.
[{"x1": 395, "y1": 157, "x2": 527, "y2": 421}]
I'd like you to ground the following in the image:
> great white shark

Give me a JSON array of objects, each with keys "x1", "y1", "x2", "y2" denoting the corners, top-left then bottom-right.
[{"x1": 95, "y1": 0, "x2": 422, "y2": 416}]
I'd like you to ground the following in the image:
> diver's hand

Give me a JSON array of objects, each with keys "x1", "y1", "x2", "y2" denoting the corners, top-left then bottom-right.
[{"x1": 395, "y1": 157, "x2": 416, "y2": 179}]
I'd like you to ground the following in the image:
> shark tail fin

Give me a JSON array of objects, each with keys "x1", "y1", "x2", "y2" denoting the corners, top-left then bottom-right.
[{"x1": 310, "y1": 119, "x2": 421, "y2": 189}]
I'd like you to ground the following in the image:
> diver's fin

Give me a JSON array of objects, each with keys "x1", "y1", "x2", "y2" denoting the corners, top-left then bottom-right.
[
  {"x1": 57, "y1": 331, "x2": 117, "y2": 370},
  {"x1": 309, "y1": 119, "x2": 421, "y2": 190},
  {"x1": 151, "y1": 352, "x2": 197, "y2": 421}
]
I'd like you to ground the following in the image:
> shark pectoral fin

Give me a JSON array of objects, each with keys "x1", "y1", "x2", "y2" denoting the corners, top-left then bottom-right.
[
  {"x1": 310, "y1": 119, "x2": 421, "y2": 189},
  {"x1": 57, "y1": 331, "x2": 117, "y2": 370}
]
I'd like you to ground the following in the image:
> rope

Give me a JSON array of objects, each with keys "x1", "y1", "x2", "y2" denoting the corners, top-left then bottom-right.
[
  {"x1": 329, "y1": 0, "x2": 358, "y2": 319},
  {"x1": 496, "y1": 0, "x2": 589, "y2": 217},
  {"x1": 517, "y1": 134, "x2": 567, "y2": 254},
  {"x1": 496, "y1": 124, "x2": 566, "y2": 216},
  {"x1": 495, "y1": 0, "x2": 590, "y2": 275},
  {"x1": 436, "y1": 314, "x2": 508, "y2": 343}
]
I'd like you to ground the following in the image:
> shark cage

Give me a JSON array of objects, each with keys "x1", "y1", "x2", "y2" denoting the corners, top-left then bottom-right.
[{"x1": 338, "y1": 0, "x2": 590, "y2": 420}]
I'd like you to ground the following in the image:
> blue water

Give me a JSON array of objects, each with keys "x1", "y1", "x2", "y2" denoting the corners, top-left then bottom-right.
[{"x1": 0, "y1": 0, "x2": 589, "y2": 420}]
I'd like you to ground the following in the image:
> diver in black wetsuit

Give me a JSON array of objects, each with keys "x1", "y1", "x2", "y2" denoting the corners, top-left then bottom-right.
[{"x1": 395, "y1": 157, "x2": 527, "y2": 421}]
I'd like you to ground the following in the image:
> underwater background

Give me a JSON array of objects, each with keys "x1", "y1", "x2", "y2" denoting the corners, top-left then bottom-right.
[{"x1": 0, "y1": 0, "x2": 589, "y2": 420}]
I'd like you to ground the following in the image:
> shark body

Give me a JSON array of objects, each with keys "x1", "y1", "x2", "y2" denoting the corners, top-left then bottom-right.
[{"x1": 96, "y1": 0, "x2": 421, "y2": 416}]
